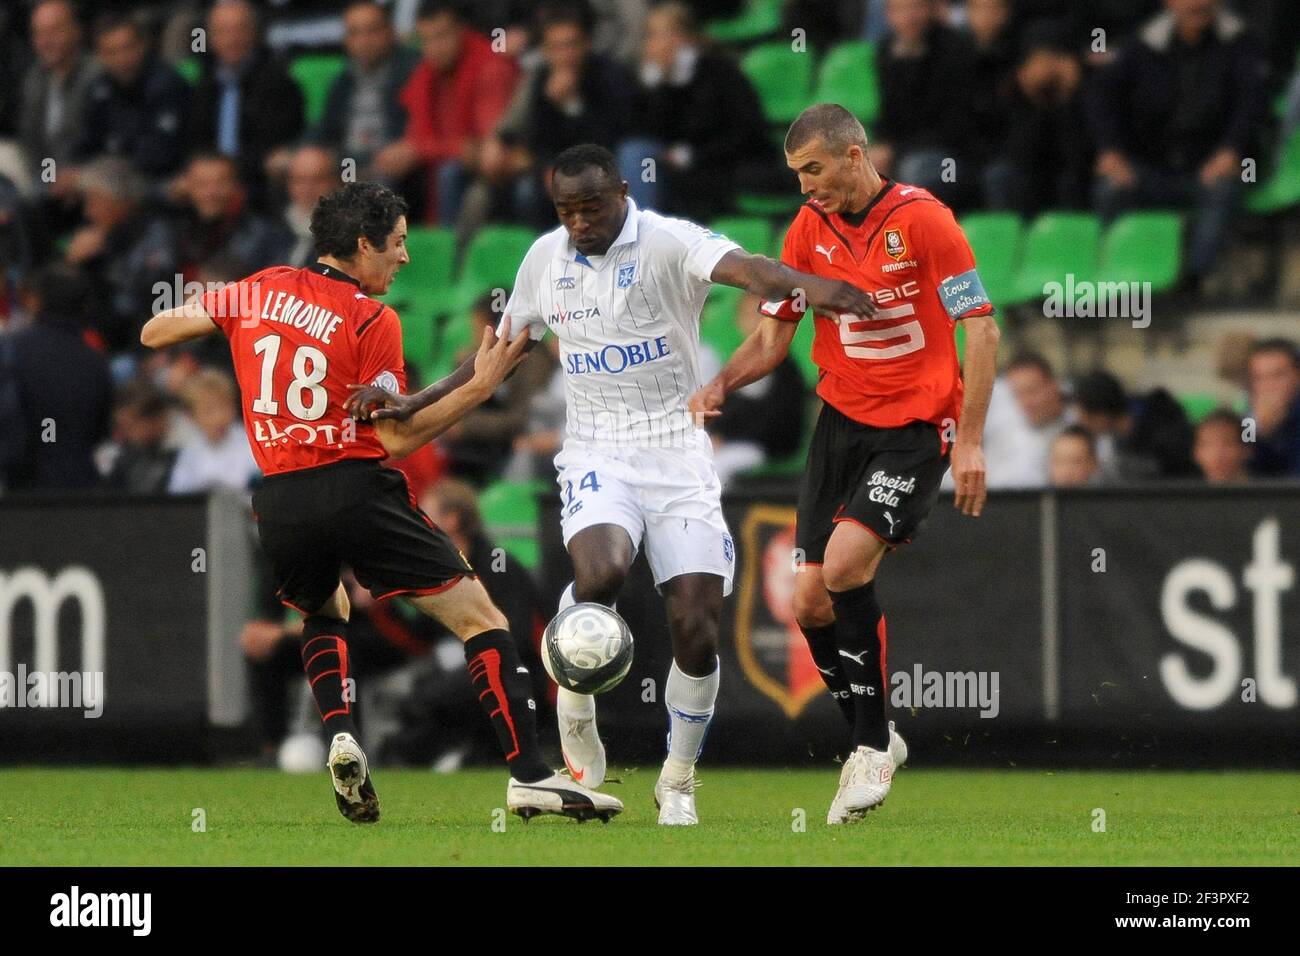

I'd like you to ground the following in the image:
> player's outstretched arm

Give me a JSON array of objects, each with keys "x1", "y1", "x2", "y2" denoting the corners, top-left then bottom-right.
[
  {"x1": 688, "y1": 316, "x2": 798, "y2": 425},
  {"x1": 372, "y1": 320, "x2": 530, "y2": 459},
  {"x1": 139, "y1": 298, "x2": 220, "y2": 349},
  {"x1": 951, "y1": 314, "x2": 1000, "y2": 517},
  {"x1": 708, "y1": 250, "x2": 876, "y2": 319}
]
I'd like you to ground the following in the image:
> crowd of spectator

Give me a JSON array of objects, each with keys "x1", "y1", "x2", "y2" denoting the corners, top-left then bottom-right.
[{"x1": 1, "y1": 0, "x2": 1298, "y2": 505}]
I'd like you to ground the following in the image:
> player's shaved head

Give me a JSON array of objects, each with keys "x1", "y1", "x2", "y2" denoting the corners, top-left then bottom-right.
[
  {"x1": 551, "y1": 144, "x2": 629, "y2": 257},
  {"x1": 785, "y1": 103, "x2": 869, "y2": 156}
]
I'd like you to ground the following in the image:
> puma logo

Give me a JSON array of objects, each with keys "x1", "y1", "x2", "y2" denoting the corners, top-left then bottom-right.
[
  {"x1": 839, "y1": 648, "x2": 870, "y2": 666},
  {"x1": 883, "y1": 511, "x2": 899, "y2": 536},
  {"x1": 815, "y1": 665, "x2": 838, "y2": 677},
  {"x1": 815, "y1": 243, "x2": 837, "y2": 264},
  {"x1": 899, "y1": 187, "x2": 915, "y2": 195}
]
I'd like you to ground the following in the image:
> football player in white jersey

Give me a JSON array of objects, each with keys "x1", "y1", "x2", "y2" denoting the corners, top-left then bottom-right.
[{"x1": 347, "y1": 145, "x2": 874, "y2": 824}]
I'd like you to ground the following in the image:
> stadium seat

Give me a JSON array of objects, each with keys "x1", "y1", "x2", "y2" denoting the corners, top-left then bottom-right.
[
  {"x1": 174, "y1": 57, "x2": 200, "y2": 85},
  {"x1": 705, "y1": 0, "x2": 783, "y2": 43},
  {"x1": 480, "y1": 480, "x2": 549, "y2": 571},
  {"x1": 812, "y1": 42, "x2": 880, "y2": 126},
  {"x1": 741, "y1": 42, "x2": 815, "y2": 125},
  {"x1": 1012, "y1": 211, "x2": 1102, "y2": 305},
  {"x1": 385, "y1": 226, "x2": 455, "y2": 313},
  {"x1": 1097, "y1": 211, "x2": 1183, "y2": 293},
  {"x1": 709, "y1": 216, "x2": 774, "y2": 256},
  {"x1": 735, "y1": 192, "x2": 803, "y2": 218},
  {"x1": 453, "y1": 225, "x2": 535, "y2": 313},
  {"x1": 959, "y1": 212, "x2": 1022, "y2": 308},
  {"x1": 1246, "y1": 130, "x2": 1300, "y2": 214},
  {"x1": 1178, "y1": 393, "x2": 1221, "y2": 424},
  {"x1": 701, "y1": 285, "x2": 745, "y2": 358},
  {"x1": 289, "y1": 53, "x2": 347, "y2": 128}
]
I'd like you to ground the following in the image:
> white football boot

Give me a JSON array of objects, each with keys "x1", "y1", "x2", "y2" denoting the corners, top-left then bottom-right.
[
  {"x1": 327, "y1": 732, "x2": 380, "y2": 824},
  {"x1": 654, "y1": 762, "x2": 699, "y2": 825},
  {"x1": 507, "y1": 772, "x2": 624, "y2": 822},
  {"x1": 827, "y1": 722, "x2": 906, "y2": 824},
  {"x1": 557, "y1": 699, "x2": 607, "y2": 789},
  {"x1": 841, "y1": 745, "x2": 894, "y2": 816}
]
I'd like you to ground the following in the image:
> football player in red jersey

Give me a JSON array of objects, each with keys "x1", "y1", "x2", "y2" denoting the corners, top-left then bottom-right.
[
  {"x1": 690, "y1": 104, "x2": 1000, "y2": 823},
  {"x1": 141, "y1": 182, "x2": 623, "y2": 824}
]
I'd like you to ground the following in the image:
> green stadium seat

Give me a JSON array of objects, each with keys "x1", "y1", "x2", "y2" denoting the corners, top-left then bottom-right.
[
  {"x1": 735, "y1": 192, "x2": 803, "y2": 218},
  {"x1": 741, "y1": 42, "x2": 815, "y2": 125},
  {"x1": 174, "y1": 57, "x2": 200, "y2": 85},
  {"x1": 1179, "y1": 393, "x2": 1221, "y2": 424},
  {"x1": 700, "y1": 285, "x2": 745, "y2": 358},
  {"x1": 709, "y1": 216, "x2": 774, "y2": 256},
  {"x1": 385, "y1": 226, "x2": 456, "y2": 313},
  {"x1": 1246, "y1": 130, "x2": 1300, "y2": 214},
  {"x1": 1012, "y1": 211, "x2": 1102, "y2": 305},
  {"x1": 452, "y1": 224, "x2": 534, "y2": 315},
  {"x1": 289, "y1": 54, "x2": 347, "y2": 128},
  {"x1": 959, "y1": 212, "x2": 1022, "y2": 309},
  {"x1": 480, "y1": 479, "x2": 549, "y2": 571},
  {"x1": 812, "y1": 42, "x2": 880, "y2": 126},
  {"x1": 1097, "y1": 211, "x2": 1183, "y2": 292},
  {"x1": 382, "y1": 227, "x2": 455, "y2": 379},
  {"x1": 705, "y1": 0, "x2": 783, "y2": 44}
]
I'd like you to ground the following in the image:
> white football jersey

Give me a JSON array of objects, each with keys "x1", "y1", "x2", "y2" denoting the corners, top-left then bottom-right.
[{"x1": 501, "y1": 199, "x2": 738, "y2": 448}]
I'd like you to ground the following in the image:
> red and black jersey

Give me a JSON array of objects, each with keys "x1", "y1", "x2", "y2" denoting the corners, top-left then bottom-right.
[
  {"x1": 763, "y1": 181, "x2": 994, "y2": 430},
  {"x1": 202, "y1": 262, "x2": 406, "y2": 477}
]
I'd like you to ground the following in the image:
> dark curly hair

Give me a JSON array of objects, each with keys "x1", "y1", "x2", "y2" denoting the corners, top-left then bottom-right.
[{"x1": 310, "y1": 181, "x2": 408, "y2": 260}]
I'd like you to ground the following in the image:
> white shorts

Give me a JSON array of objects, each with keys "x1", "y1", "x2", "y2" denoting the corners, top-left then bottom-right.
[{"x1": 553, "y1": 435, "x2": 735, "y2": 596}]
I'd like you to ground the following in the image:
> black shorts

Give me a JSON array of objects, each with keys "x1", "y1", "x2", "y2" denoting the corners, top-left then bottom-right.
[
  {"x1": 251, "y1": 459, "x2": 475, "y2": 614},
  {"x1": 796, "y1": 403, "x2": 950, "y2": 564}
]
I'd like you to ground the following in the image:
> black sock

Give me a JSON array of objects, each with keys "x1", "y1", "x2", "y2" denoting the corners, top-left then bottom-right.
[
  {"x1": 828, "y1": 581, "x2": 889, "y2": 751},
  {"x1": 300, "y1": 615, "x2": 359, "y2": 738},
  {"x1": 801, "y1": 622, "x2": 855, "y2": 727},
  {"x1": 464, "y1": 629, "x2": 551, "y2": 783}
]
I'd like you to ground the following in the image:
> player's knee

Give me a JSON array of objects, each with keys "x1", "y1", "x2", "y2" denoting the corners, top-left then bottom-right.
[
  {"x1": 667, "y1": 605, "x2": 719, "y2": 655},
  {"x1": 792, "y1": 574, "x2": 834, "y2": 629},
  {"x1": 574, "y1": 563, "x2": 626, "y2": 605},
  {"x1": 822, "y1": 555, "x2": 871, "y2": 593}
]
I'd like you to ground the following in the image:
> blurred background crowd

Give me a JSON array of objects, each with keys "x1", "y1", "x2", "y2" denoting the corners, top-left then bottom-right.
[{"x1": 0, "y1": 0, "x2": 1297, "y2": 765}]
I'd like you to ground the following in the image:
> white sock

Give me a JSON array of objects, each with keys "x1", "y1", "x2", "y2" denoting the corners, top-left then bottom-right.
[
  {"x1": 664, "y1": 658, "x2": 719, "y2": 776},
  {"x1": 555, "y1": 583, "x2": 594, "y2": 716}
]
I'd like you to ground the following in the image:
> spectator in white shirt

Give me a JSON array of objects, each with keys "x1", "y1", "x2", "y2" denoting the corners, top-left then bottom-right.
[{"x1": 168, "y1": 367, "x2": 259, "y2": 494}]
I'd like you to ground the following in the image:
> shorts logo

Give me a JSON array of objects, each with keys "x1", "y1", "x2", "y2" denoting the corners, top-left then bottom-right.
[
  {"x1": 617, "y1": 262, "x2": 637, "y2": 288},
  {"x1": 867, "y1": 470, "x2": 915, "y2": 508},
  {"x1": 722, "y1": 534, "x2": 734, "y2": 565},
  {"x1": 555, "y1": 275, "x2": 576, "y2": 290},
  {"x1": 884, "y1": 228, "x2": 907, "y2": 261}
]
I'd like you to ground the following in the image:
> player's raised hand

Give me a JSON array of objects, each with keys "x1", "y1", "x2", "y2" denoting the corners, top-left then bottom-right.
[
  {"x1": 345, "y1": 383, "x2": 414, "y2": 422},
  {"x1": 805, "y1": 278, "x2": 877, "y2": 319},
  {"x1": 471, "y1": 316, "x2": 531, "y2": 393},
  {"x1": 687, "y1": 380, "x2": 727, "y2": 427},
  {"x1": 950, "y1": 442, "x2": 987, "y2": 517}
]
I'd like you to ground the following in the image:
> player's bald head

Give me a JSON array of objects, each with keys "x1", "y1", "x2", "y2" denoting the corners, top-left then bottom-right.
[{"x1": 784, "y1": 103, "x2": 869, "y2": 157}]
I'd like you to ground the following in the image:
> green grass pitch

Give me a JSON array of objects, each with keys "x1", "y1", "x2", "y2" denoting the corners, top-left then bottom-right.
[{"x1": 1, "y1": 767, "x2": 1294, "y2": 866}]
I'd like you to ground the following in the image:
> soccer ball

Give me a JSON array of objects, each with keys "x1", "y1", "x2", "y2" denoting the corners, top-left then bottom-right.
[{"x1": 541, "y1": 603, "x2": 634, "y2": 695}]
